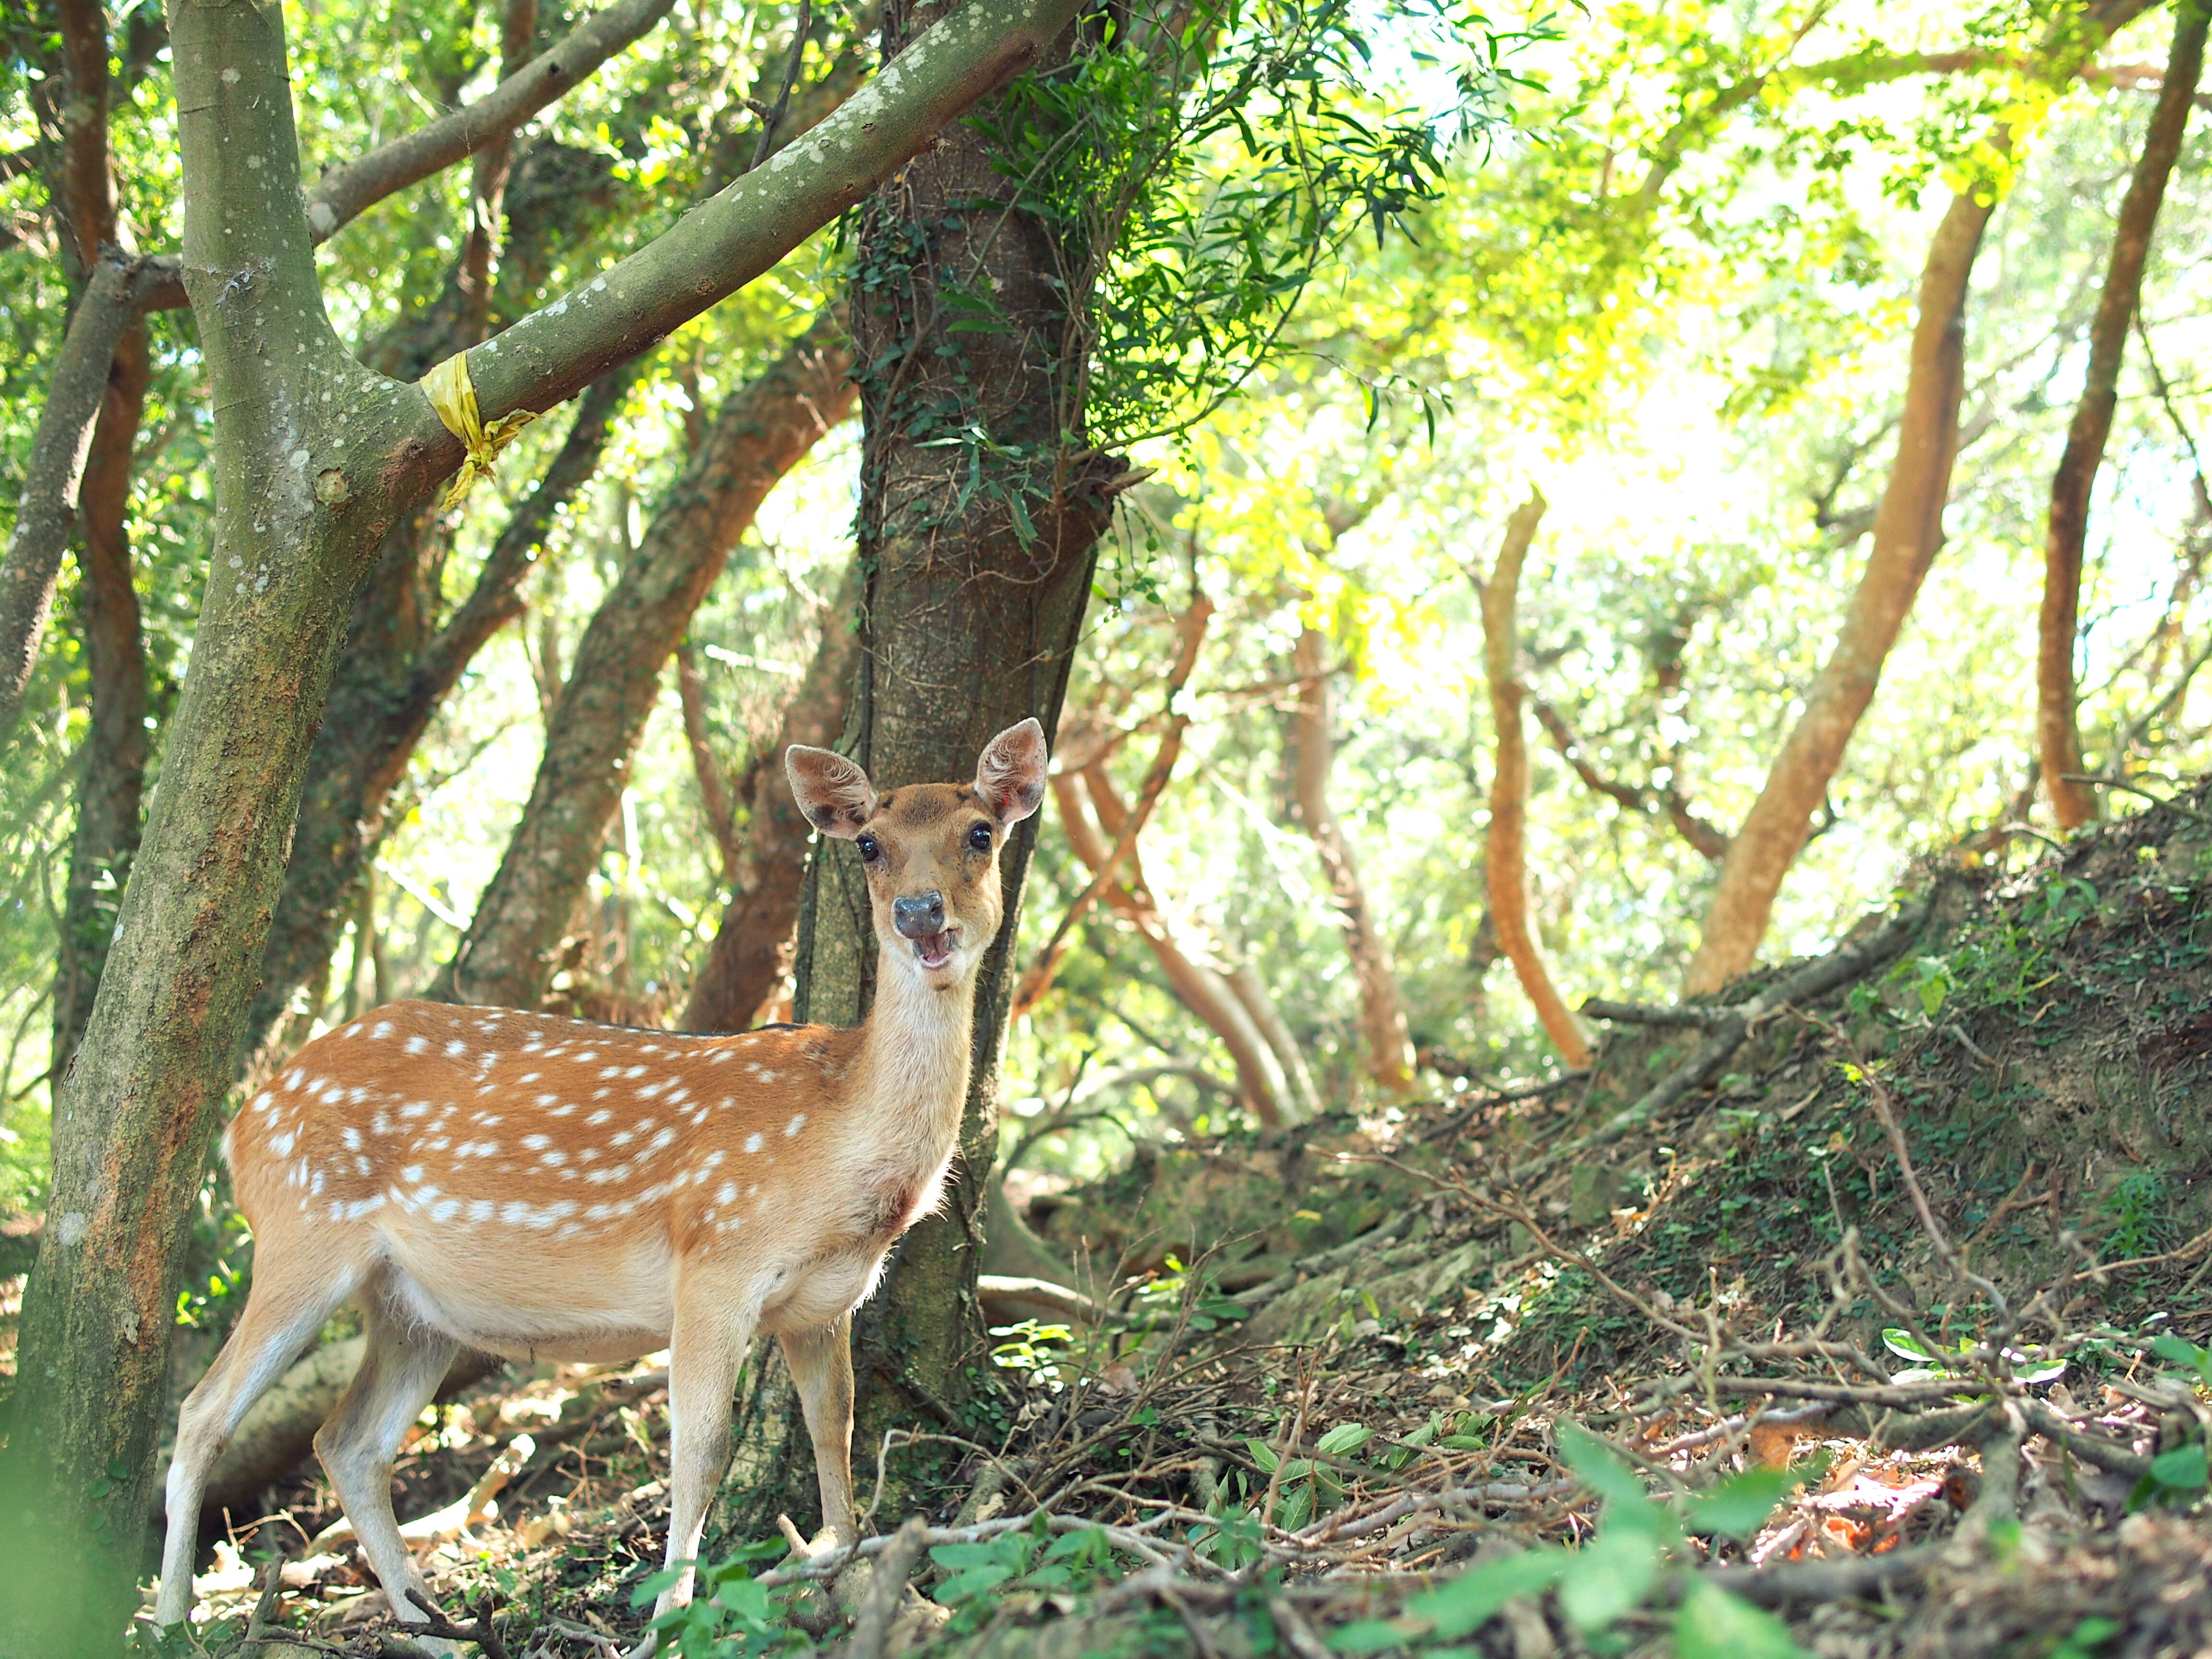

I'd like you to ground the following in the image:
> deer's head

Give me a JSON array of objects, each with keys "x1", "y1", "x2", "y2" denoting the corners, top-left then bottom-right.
[{"x1": 787, "y1": 720, "x2": 1048, "y2": 986}]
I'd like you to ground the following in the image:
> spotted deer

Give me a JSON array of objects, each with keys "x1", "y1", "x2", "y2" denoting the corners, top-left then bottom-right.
[{"x1": 155, "y1": 720, "x2": 1050, "y2": 1651}]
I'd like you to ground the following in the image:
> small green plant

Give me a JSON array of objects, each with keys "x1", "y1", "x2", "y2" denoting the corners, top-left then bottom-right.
[
  {"x1": 2128, "y1": 1441, "x2": 2208, "y2": 1512},
  {"x1": 1131, "y1": 1255, "x2": 1250, "y2": 1334},
  {"x1": 988, "y1": 1318, "x2": 1074, "y2": 1387},
  {"x1": 2051, "y1": 1615, "x2": 2122, "y2": 1659},
  {"x1": 1328, "y1": 1428, "x2": 1808, "y2": 1656},
  {"x1": 634, "y1": 1539, "x2": 807, "y2": 1658},
  {"x1": 929, "y1": 1515, "x2": 1126, "y2": 1629}
]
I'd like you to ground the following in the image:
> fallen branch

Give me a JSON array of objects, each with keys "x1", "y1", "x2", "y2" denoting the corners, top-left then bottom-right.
[
  {"x1": 842, "y1": 1515, "x2": 928, "y2": 1659},
  {"x1": 313, "y1": 1434, "x2": 534, "y2": 1551},
  {"x1": 1511, "y1": 893, "x2": 1932, "y2": 1184},
  {"x1": 1580, "y1": 999, "x2": 1729, "y2": 1027},
  {"x1": 404, "y1": 1588, "x2": 513, "y2": 1659},
  {"x1": 978, "y1": 1274, "x2": 1119, "y2": 1327},
  {"x1": 1703, "y1": 1543, "x2": 1936, "y2": 1606}
]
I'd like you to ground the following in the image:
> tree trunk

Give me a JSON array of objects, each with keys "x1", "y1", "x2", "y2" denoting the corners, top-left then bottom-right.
[
  {"x1": 1477, "y1": 492, "x2": 1591, "y2": 1067},
  {"x1": 50, "y1": 318, "x2": 152, "y2": 1089},
  {"x1": 723, "y1": 5, "x2": 1127, "y2": 1537},
  {"x1": 2038, "y1": 0, "x2": 2206, "y2": 829},
  {"x1": 1683, "y1": 189, "x2": 1994, "y2": 996},
  {"x1": 683, "y1": 562, "x2": 864, "y2": 1033},
  {"x1": 1290, "y1": 627, "x2": 1418, "y2": 1094},
  {"x1": 441, "y1": 313, "x2": 855, "y2": 1010},
  {"x1": 0, "y1": 0, "x2": 1087, "y2": 1638},
  {"x1": 0, "y1": 0, "x2": 686, "y2": 748}
]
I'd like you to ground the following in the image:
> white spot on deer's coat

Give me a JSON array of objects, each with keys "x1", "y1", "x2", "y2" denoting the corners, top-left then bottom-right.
[
  {"x1": 588, "y1": 1109, "x2": 612, "y2": 1125},
  {"x1": 253, "y1": 1091, "x2": 275, "y2": 1114},
  {"x1": 401, "y1": 1164, "x2": 424, "y2": 1183},
  {"x1": 341, "y1": 1128, "x2": 361, "y2": 1150},
  {"x1": 270, "y1": 1130, "x2": 296, "y2": 1156},
  {"x1": 373, "y1": 1021, "x2": 395, "y2": 1039},
  {"x1": 406, "y1": 1036, "x2": 428, "y2": 1055},
  {"x1": 431, "y1": 1199, "x2": 460, "y2": 1223},
  {"x1": 469, "y1": 1200, "x2": 494, "y2": 1221},
  {"x1": 445, "y1": 1040, "x2": 467, "y2": 1058},
  {"x1": 522, "y1": 1134, "x2": 551, "y2": 1151},
  {"x1": 785, "y1": 1114, "x2": 807, "y2": 1137},
  {"x1": 744, "y1": 1133, "x2": 763, "y2": 1154},
  {"x1": 717, "y1": 1181, "x2": 738, "y2": 1205}
]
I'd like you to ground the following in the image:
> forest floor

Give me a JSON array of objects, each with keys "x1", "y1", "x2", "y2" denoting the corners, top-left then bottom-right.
[{"x1": 57, "y1": 783, "x2": 2212, "y2": 1658}]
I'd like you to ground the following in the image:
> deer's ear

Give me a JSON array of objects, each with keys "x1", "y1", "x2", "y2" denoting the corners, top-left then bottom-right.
[
  {"x1": 974, "y1": 718, "x2": 1048, "y2": 824},
  {"x1": 786, "y1": 745, "x2": 878, "y2": 838}
]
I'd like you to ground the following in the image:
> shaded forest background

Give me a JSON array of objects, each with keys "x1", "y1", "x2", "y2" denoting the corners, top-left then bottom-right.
[{"x1": 6, "y1": 0, "x2": 2212, "y2": 1653}]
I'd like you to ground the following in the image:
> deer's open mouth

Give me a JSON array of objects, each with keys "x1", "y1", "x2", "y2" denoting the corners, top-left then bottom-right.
[{"x1": 913, "y1": 928, "x2": 958, "y2": 971}]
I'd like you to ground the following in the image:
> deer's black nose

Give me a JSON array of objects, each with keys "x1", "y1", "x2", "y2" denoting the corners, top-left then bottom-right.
[{"x1": 893, "y1": 892, "x2": 946, "y2": 939}]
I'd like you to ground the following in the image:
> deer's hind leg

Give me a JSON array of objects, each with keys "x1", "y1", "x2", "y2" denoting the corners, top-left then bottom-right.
[
  {"x1": 157, "y1": 1241, "x2": 361, "y2": 1627},
  {"x1": 314, "y1": 1273, "x2": 459, "y2": 1647}
]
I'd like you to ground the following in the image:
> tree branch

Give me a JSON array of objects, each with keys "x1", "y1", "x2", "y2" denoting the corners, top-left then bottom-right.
[
  {"x1": 457, "y1": 0, "x2": 1085, "y2": 431},
  {"x1": 1014, "y1": 598, "x2": 1212, "y2": 1018}
]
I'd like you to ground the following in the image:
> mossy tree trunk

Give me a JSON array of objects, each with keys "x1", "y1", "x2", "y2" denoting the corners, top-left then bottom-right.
[{"x1": 719, "y1": 0, "x2": 1127, "y2": 1541}]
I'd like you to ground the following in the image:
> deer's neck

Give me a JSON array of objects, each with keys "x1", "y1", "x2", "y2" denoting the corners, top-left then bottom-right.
[{"x1": 851, "y1": 951, "x2": 978, "y2": 1154}]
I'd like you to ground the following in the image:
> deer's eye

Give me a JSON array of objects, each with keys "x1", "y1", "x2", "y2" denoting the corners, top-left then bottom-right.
[
  {"x1": 857, "y1": 834, "x2": 882, "y2": 863},
  {"x1": 968, "y1": 824, "x2": 993, "y2": 853}
]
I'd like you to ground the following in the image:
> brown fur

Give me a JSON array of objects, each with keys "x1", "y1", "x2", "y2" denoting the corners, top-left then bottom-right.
[{"x1": 156, "y1": 721, "x2": 1050, "y2": 1652}]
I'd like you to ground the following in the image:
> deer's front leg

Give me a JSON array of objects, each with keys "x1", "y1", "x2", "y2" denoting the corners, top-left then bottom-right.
[
  {"x1": 647, "y1": 1281, "x2": 763, "y2": 1652},
  {"x1": 779, "y1": 1313, "x2": 857, "y2": 1551}
]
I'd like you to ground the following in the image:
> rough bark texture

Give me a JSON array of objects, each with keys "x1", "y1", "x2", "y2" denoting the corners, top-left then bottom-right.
[
  {"x1": 683, "y1": 563, "x2": 864, "y2": 1033},
  {"x1": 442, "y1": 313, "x2": 855, "y2": 1010},
  {"x1": 51, "y1": 318, "x2": 152, "y2": 1089},
  {"x1": 1477, "y1": 493, "x2": 1592, "y2": 1068},
  {"x1": 1291, "y1": 627, "x2": 1418, "y2": 1094},
  {"x1": 0, "y1": 0, "x2": 1086, "y2": 1642},
  {"x1": 0, "y1": 1, "x2": 428, "y2": 1644},
  {"x1": 720, "y1": 3, "x2": 1126, "y2": 1538},
  {"x1": 240, "y1": 366, "x2": 636, "y2": 1067},
  {"x1": 47, "y1": 0, "x2": 153, "y2": 1089},
  {"x1": 1052, "y1": 766, "x2": 1295, "y2": 1125},
  {"x1": 1683, "y1": 190, "x2": 1994, "y2": 996},
  {"x1": 2039, "y1": 0, "x2": 2206, "y2": 829}
]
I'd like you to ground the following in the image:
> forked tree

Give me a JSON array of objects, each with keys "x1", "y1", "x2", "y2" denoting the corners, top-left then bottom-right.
[{"x1": 0, "y1": 0, "x2": 1083, "y2": 1644}]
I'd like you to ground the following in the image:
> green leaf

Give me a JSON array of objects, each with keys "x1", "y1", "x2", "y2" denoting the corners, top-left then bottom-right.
[
  {"x1": 1881, "y1": 1327, "x2": 1938, "y2": 1361},
  {"x1": 1245, "y1": 1437, "x2": 1282, "y2": 1473},
  {"x1": 1406, "y1": 1547, "x2": 1568, "y2": 1638},
  {"x1": 2151, "y1": 1443, "x2": 2208, "y2": 1491},
  {"x1": 1555, "y1": 1523, "x2": 1660, "y2": 1631},
  {"x1": 1674, "y1": 1581, "x2": 1812, "y2": 1659},
  {"x1": 1557, "y1": 1425, "x2": 1649, "y2": 1509},
  {"x1": 1685, "y1": 1466, "x2": 1792, "y2": 1539},
  {"x1": 1329, "y1": 1618, "x2": 1418, "y2": 1653},
  {"x1": 1318, "y1": 1423, "x2": 1375, "y2": 1457}
]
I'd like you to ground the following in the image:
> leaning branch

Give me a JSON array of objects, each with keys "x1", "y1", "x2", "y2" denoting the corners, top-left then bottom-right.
[
  {"x1": 1014, "y1": 599, "x2": 1213, "y2": 1018},
  {"x1": 1477, "y1": 490, "x2": 1592, "y2": 1067},
  {"x1": 0, "y1": 254, "x2": 133, "y2": 738},
  {"x1": 460, "y1": 0, "x2": 1086, "y2": 428}
]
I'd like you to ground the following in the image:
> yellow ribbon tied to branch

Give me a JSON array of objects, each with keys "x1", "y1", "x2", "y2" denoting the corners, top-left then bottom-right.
[{"x1": 421, "y1": 352, "x2": 539, "y2": 510}]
